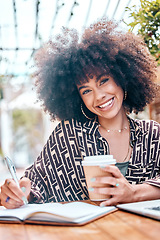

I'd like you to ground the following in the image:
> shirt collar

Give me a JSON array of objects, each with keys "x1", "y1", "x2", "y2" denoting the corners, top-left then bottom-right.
[
  {"x1": 82, "y1": 117, "x2": 100, "y2": 136},
  {"x1": 82, "y1": 116, "x2": 148, "y2": 146}
]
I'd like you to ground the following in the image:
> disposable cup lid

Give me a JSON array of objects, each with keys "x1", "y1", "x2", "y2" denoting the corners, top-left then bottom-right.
[
  {"x1": 82, "y1": 155, "x2": 116, "y2": 166},
  {"x1": 84, "y1": 155, "x2": 113, "y2": 161}
]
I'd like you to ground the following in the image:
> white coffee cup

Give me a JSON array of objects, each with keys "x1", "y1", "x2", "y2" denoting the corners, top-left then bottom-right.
[{"x1": 82, "y1": 155, "x2": 116, "y2": 201}]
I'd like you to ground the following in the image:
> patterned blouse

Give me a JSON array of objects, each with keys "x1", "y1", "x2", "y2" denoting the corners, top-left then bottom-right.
[{"x1": 24, "y1": 117, "x2": 160, "y2": 203}]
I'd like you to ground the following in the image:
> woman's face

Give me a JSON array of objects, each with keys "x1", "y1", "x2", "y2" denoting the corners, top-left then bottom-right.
[{"x1": 77, "y1": 74, "x2": 125, "y2": 121}]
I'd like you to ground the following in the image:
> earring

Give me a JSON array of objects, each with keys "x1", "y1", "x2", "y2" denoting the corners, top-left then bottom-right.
[
  {"x1": 81, "y1": 103, "x2": 94, "y2": 120},
  {"x1": 124, "y1": 91, "x2": 127, "y2": 101}
]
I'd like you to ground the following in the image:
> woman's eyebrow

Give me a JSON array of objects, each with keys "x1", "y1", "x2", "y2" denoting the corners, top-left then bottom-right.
[
  {"x1": 96, "y1": 73, "x2": 107, "y2": 82},
  {"x1": 78, "y1": 85, "x2": 88, "y2": 91},
  {"x1": 78, "y1": 74, "x2": 108, "y2": 91}
]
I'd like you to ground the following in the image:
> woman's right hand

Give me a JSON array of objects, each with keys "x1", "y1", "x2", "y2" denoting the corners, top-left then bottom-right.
[{"x1": 0, "y1": 177, "x2": 31, "y2": 209}]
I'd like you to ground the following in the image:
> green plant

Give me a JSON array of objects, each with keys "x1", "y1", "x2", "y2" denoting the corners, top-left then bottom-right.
[
  {"x1": 12, "y1": 109, "x2": 39, "y2": 132},
  {"x1": 126, "y1": 0, "x2": 160, "y2": 65},
  {"x1": 12, "y1": 109, "x2": 43, "y2": 149}
]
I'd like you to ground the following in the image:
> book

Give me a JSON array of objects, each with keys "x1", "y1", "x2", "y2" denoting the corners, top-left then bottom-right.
[{"x1": 0, "y1": 201, "x2": 117, "y2": 226}]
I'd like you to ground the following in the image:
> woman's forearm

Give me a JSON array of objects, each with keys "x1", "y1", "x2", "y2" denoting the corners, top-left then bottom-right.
[{"x1": 132, "y1": 183, "x2": 160, "y2": 202}]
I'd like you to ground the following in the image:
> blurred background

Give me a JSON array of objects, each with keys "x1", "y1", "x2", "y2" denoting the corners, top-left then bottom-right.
[{"x1": 0, "y1": 0, "x2": 160, "y2": 181}]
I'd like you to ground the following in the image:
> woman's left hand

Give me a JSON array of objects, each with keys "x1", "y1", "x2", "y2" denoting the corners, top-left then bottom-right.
[{"x1": 91, "y1": 165, "x2": 136, "y2": 206}]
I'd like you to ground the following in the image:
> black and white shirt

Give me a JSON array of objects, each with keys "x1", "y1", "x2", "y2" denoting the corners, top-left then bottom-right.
[{"x1": 24, "y1": 116, "x2": 160, "y2": 203}]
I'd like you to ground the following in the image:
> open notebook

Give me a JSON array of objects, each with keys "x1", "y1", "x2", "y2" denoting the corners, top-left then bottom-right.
[
  {"x1": 0, "y1": 201, "x2": 116, "y2": 226},
  {"x1": 117, "y1": 199, "x2": 160, "y2": 221}
]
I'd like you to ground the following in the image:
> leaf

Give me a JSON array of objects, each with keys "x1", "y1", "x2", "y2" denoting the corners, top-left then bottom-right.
[
  {"x1": 155, "y1": 11, "x2": 160, "y2": 18},
  {"x1": 125, "y1": 0, "x2": 160, "y2": 64}
]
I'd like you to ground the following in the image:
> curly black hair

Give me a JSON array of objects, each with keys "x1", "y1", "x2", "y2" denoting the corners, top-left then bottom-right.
[{"x1": 33, "y1": 18, "x2": 157, "y2": 121}]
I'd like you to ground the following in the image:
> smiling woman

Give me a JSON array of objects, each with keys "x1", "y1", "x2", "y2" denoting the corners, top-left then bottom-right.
[
  {"x1": 77, "y1": 74, "x2": 124, "y2": 124},
  {"x1": 33, "y1": 19, "x2": 157, "y2": 122},
  {"x1": 0, "y1": 18, "x2": 160, "y2": 209}
]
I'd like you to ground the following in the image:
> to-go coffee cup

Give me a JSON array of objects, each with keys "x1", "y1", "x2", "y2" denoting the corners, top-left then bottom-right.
[{"x1": 82, "y1": 155, "x2": 116, "y2": 201}]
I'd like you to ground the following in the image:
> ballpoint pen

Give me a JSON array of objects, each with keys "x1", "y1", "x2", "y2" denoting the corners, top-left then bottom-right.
[{"x1": 4, "y1": 156, "x2": 28, "y2": 205}]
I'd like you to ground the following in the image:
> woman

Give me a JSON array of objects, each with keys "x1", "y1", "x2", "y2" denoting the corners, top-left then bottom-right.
[{"x1": 1, "y1": 19, "x2": 160, "y2": 209}]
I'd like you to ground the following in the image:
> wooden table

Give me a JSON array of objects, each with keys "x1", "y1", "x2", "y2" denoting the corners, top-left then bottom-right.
[{"x1": 0, "y1": 210, "x2": 159, "y2": 240}]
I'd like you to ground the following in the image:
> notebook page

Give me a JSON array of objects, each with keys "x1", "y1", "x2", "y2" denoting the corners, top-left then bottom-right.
[
  {"x1": 0, "y1": 203, "x2": 61, "y2": 220},
  {"x1": 33, "y1": 202, "x2": 116, "y2": 220}
]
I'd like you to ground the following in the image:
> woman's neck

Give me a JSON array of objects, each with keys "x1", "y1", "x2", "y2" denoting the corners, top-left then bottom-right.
[{"x1": 98, "y1": 110, "x2": 128, "y2": 132}]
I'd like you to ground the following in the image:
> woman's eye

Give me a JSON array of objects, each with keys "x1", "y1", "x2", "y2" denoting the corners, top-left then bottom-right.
[
  {"x1": 100, "y1": 78, "x2": 109, "y2": 86},
  {"x1": 82, "y1": 89, "x2": 91, "y2": 95}
]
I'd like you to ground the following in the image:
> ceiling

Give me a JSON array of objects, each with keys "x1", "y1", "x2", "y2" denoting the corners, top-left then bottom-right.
[{"x1": 0, "y1": 0, "x2": 140, "y2": 78}]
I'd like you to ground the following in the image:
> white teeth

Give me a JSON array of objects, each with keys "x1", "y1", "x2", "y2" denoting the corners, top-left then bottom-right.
[{"x1": 99, "y1": 99, "x2": 113, "y2": 108}]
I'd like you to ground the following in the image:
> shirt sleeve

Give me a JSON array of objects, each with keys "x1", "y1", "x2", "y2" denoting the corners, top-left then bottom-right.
[
  {"x1": 145, "y1": 175, "x2": 160, "y2": 188},
  {"x1": 23, "y1": 151, "x2": 49, "y2": 203},
  {"x1": 145, "y1": 120, "x2": 160, "y2": 188},
  {"x1": 23, "y1": 126, "x2": 59, "y2": 204},
  {"x1": 23, "y1": 120, "x2": 88, "y2": 203}
]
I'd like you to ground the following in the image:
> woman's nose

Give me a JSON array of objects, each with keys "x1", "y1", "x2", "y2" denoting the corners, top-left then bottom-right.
[{"x1": 94, "y1": 89, "x2": 106, "y2": 101}]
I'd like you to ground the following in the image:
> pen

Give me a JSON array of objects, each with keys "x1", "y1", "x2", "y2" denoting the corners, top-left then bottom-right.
[{"x1": 4, "y1": 156, "x2": 28, "y2": 205}]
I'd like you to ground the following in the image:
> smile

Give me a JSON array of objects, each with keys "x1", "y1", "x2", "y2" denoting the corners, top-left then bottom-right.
[{"x1": 98, "y1": 98, "x2": 114, "y2": 109}]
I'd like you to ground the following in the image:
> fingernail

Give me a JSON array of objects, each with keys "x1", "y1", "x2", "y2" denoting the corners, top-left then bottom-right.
[
  {"x1": 100, "y1": 203, "x2": 105, "y2": 207},
  {"x1": 90, "y1": 178, "x2": 96, "y2": 182},
  {"x1": 100, "y1": 166, "x2": 106, "y2": 169},
  {"x1": 88, "y1": 187, "x2": 94, "y2": 192},
  {"x1": 21, "y1": 187, "x2": 26, "y2": 193},
  {"x1": 22, "y1": 196, "x2": 28, "y2": 205}
]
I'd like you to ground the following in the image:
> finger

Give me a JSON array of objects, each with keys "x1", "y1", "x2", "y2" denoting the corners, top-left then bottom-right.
[
  {"x1": 5, "y1": 178, "x2": 12, "y2": 187},
  {"x1": 93, "y1": 176, "x2": 118, "y2": 187},
  {"x1": 6, "y1": 202, "x2": 24, "y2": 209},
  {"x1": 1, "y1": 178, "x2": 29, "y2": 208},
  {"x1": 93, "y1": 185, "x2": 120, "y2": 196},
  {"x1": 4, "y1": 199, "x2": 23, "y2": 209},
  {"x1": 3, "y1": 179, "x2": 28, "y2": 205},
  {"x1": 19, "y1": 177, "x2": 31, "y2": 193},
  {"x1": 100, "y1": 197, "x2": 119, "y2": 207},
  {"x1": 0, "y1": 192, "x2": 23, "y2": 209},
  {"x1": 5, "y1": 179, "x2": 25, "y2": 201},
  {"x1": 100, "y1": 165, "x2": 122, "y2": 178},
  {"x1": 1, "y1": 183, "x2": 23, "y2": 203},
  {"x1": 19, "y1": 177, "x2": 31, "y2": 200}
]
